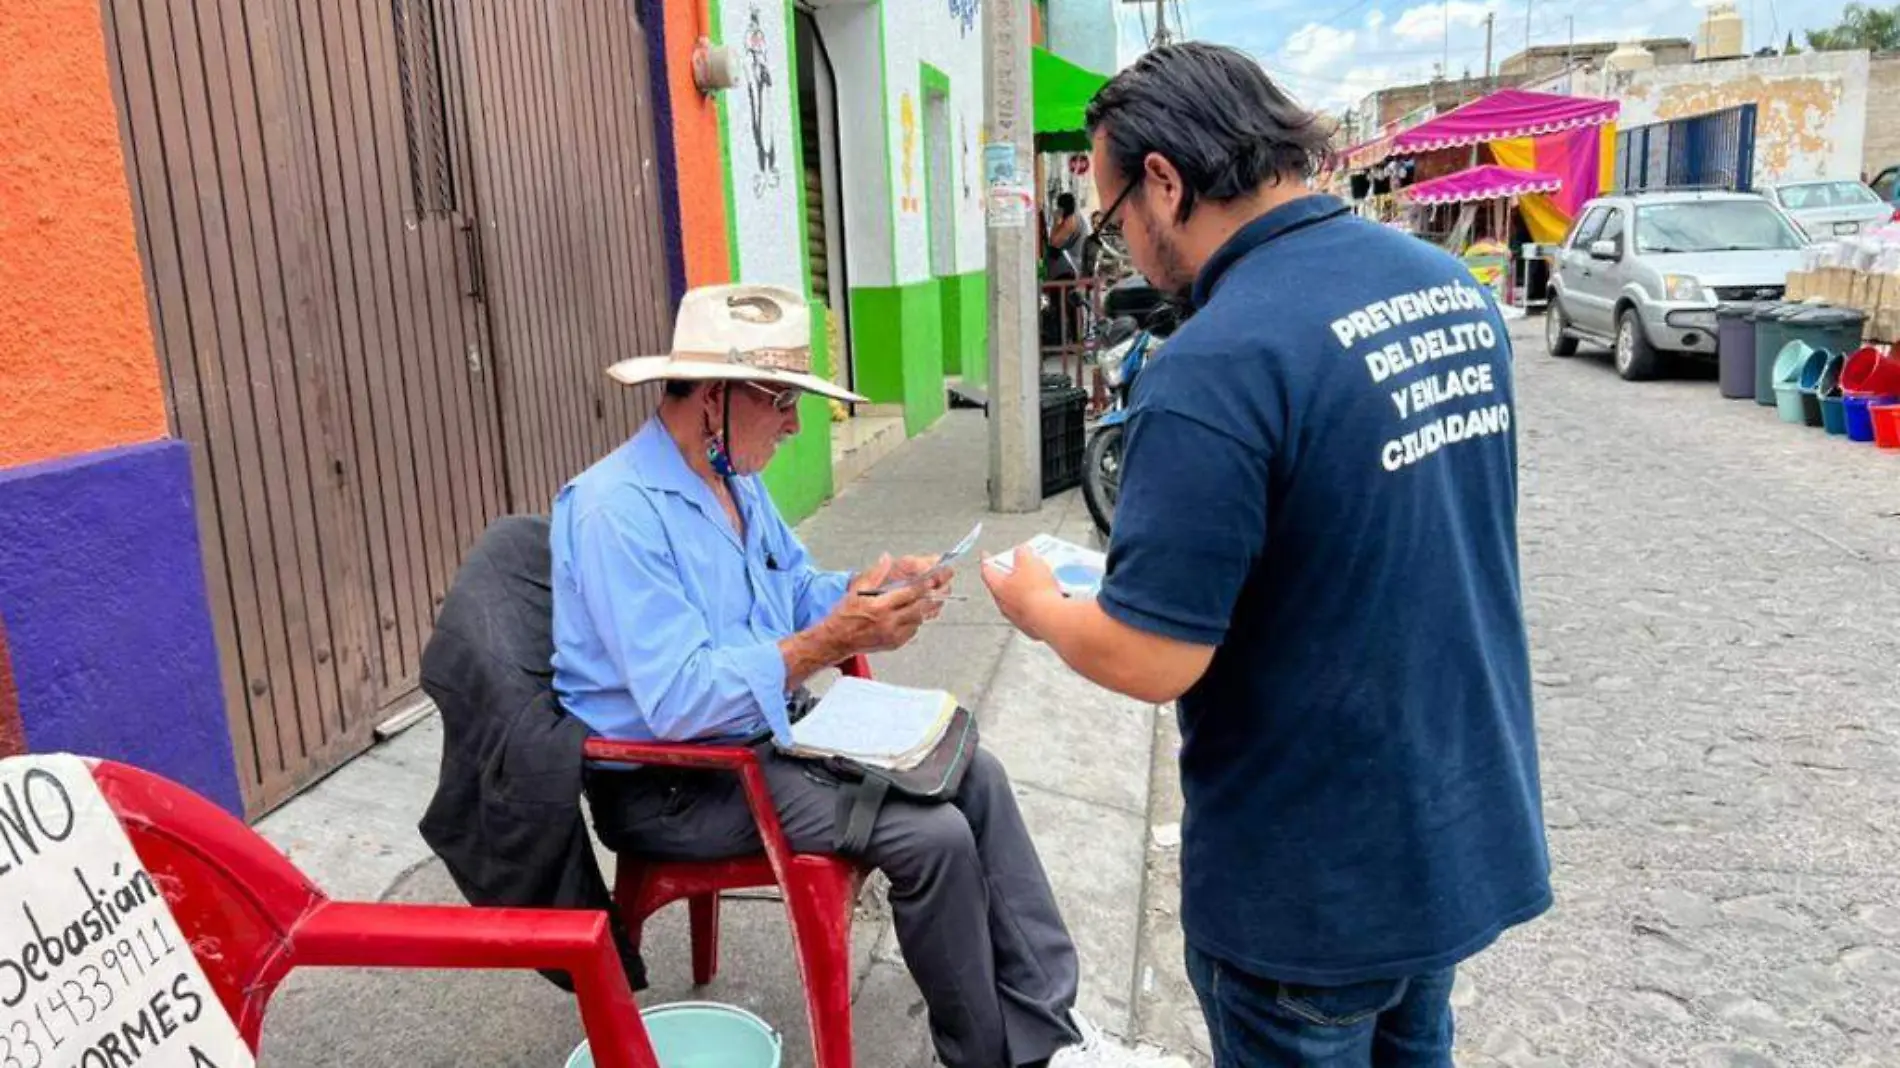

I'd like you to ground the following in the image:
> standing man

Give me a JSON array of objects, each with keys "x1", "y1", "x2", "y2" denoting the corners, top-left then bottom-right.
[{"x1": 983, "y1": 45, "x2": 1550, "y2": 1066}]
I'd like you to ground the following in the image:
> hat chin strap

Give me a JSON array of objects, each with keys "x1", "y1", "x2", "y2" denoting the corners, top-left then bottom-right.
[{"x1": 705, "y1": 386, "x2": 738, "y2": 479}]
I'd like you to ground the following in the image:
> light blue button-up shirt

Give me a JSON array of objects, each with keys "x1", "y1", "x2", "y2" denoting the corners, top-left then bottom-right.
[{"x1": 551, "y1": 419, "x2": 852, "y2": 745}]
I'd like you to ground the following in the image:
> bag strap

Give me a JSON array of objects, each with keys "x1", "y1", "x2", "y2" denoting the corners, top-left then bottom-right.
[{"x1": 833, "y1": 775, "x2": 892, "y2": 857}]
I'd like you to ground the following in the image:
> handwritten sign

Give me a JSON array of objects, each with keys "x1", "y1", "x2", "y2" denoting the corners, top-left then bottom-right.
[{"x1": 0, "y1": 755, "x2": 255, "y2": 1068}]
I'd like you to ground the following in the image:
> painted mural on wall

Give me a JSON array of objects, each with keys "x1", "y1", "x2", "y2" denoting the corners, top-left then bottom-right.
[
  {"x1": 723, "y1": 0, "x2": 803, "y2": 287},
  {"x1": 962, "y1": 115, "x2": 973, "y2": 203},
  {"x1": 885, "y1": 2, "x2": 986, "y2": 282},
  {"x1": 900, "y1": 92, "x2": 921, "y2": 214},
  {"x1": 742, "y1": 5, "x2": 782, "y2": 196},
  {"x1": 949, "y1": 0, "x2": 979, "y2": 37}
]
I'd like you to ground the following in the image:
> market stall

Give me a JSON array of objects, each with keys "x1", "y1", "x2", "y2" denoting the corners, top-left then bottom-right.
[
  {"x1": 1399, "y1": 164, "x2": 1564, "y2": 303},
  {"x1": 1388, "y1": 88, "x2": 1618, "y2": 246}
]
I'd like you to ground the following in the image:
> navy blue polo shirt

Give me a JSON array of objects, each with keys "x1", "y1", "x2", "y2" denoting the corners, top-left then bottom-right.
[{"x1": 1100, "y1": 195, "x2": 1550, "y2": 985}]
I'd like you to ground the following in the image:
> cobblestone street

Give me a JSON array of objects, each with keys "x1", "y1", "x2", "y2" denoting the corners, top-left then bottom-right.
[{"x1": 1451, "y1": 319, "x2": 1900, "y2": 1066}]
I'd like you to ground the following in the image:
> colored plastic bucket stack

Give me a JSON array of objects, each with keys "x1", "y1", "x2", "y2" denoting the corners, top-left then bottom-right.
[
  {"x1": 1873, "y1": 405, "x2": 1900, "y2": 450},
  {"x1": 1841, "y1": 345, "x2": 1900, "y2": 395},
  {"x1": 1771, "y1": 341, "x2": 1813, "y2": 423},
  {"x1": 1842, "y1": 346, "x2": 1900, "y2": 444},
  {"x1": 1817, "y1": 353, "x2": 1848, "y2": 435},
  {"x1": 1716, "y1": 304, "x2": 1758, "y2": 400},
  {"x1": 1796, "y1": 348, "x2": 1831, "y2": 427},
  {"x1": 1844, "y1": 393, "x2": 1896, "y2": 441},
  {"x1": 567, "y1": 1003, "x2": 783, "y2": 1068}
]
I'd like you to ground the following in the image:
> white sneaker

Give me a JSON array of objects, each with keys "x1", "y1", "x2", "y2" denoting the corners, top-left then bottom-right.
[{"x1": 1046, "y1": 1010, "x2": 1193, "y2": 1068}]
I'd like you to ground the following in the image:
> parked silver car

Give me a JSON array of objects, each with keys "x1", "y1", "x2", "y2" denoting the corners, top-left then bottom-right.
[
  {"x1": 1762, "y1": 178, "x2": 1894, "y2": 239},
  {"x1": 1545, "y1": 191, "x2": 1807, "y2": 380}
]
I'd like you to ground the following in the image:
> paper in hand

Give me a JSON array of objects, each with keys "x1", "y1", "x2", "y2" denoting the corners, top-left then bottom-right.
[
  {"x1": 865, "y1": 521, "x2": 982, "y2": 595},
  {"x1": 986, "y1": 534, "x2": 1105, "y2": 598}
]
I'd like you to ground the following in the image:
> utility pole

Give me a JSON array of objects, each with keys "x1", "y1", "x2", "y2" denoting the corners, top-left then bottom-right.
[
  {"x1": 1484, "y1": 13, "x2": 1495, "y2": 85},
  {"x1": 1442, "y1": 0, "x2": 1450, "y2": 84},
  {"x1": 1152, "y1": 0, "x2": 1170, "y2": 48},
  {"x1": 1524, "y1": 0, "x2": 1533, "y2": 63},
  {"x1": 984, "y1": 0, "x2": 1041, "y2": 513}
]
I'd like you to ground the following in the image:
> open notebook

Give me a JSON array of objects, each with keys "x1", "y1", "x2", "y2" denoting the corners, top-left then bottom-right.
[{"x1": 781, "y1": 677, "x2": 958, "y2": 771}]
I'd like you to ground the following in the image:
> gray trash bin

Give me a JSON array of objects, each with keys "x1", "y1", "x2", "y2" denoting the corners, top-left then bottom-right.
[
  {"x1": 1751, "y1": 303, "x2": 1799, "y2": 405},
  {"x1": 1783, "y1": 306, "x2": 1868, "y2": 359},
  {"x1": 1716, "y1": 304, "x2": 1758, "y2": 400}
]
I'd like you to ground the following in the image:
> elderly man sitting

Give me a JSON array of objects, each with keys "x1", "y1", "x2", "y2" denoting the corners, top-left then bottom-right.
[{"x1": 551, "y1": 285, "x2": 1177, "y2": 1068}]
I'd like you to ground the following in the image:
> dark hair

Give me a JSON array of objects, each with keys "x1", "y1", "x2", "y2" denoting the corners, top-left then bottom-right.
[
  {"x1": 664, "y1": 379, "x2": 700, "y2": 400},
  {"x1": 1057, "y1": 192, "x2": 1077, "y2": 217},
  {"x1": 1085, "y1": 43, "x2": 1330, "y2": 223}
]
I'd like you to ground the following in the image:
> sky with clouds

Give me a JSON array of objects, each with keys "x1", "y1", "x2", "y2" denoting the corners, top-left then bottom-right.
[{"x1": 1115, "y1": 0, "x2": 1858, "y2": 114}]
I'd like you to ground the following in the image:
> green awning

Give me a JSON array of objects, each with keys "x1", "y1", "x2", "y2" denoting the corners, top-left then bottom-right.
[{"x1": 1033, "y1": 47, "x2": 1110, "y2": 152}]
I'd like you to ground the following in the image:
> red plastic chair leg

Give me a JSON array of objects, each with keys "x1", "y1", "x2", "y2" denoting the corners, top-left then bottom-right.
[
  {"x1": 570, "y1": 942, "x2": 662, "y2": 1068},
  {"x1": 782, "y1": 861, "x2": 859, "y2": 1068},
  {"x1": 689, "y1": 893, "x2": 721, "y2": 986}
]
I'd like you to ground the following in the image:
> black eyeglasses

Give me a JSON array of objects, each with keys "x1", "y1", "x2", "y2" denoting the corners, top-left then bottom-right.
[
  {"x1": 1098, "y1": 174, "x2": 1143, "y2": 231},
  {"x1": 741, "y1": 381, "x2": 802, "y2": 411}
]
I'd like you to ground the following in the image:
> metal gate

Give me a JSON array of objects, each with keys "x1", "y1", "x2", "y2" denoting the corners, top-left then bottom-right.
[
  {"x1": 456, "y1": 0, "x2": 674, "y2": 510},
  {"x1": 1615, "y1": 104, "x2": 1759, "y2": 194},
  {"x1": 104, "y1": 0, "x2": 672, "y2": 815}
]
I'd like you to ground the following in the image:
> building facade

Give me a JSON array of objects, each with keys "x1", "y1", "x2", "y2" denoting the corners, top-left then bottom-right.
[{"x1": 1, "y1": 0, "x2": 989, "y2": 815}]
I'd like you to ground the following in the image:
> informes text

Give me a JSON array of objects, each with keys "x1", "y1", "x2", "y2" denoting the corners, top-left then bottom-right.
[{"x1": 0, "y1": 756, "x2": 256, "y2": 1068}]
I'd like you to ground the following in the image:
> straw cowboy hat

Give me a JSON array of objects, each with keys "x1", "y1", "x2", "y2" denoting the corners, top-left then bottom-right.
[{"x1": 606, "y1": 283, "x2": 867, "y2": 405}]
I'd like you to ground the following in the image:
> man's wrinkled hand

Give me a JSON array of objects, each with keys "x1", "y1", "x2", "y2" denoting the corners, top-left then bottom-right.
[
  {"x1": 981, "y1": 545, "x2": 1063, "y2": 641},
  {"x1": 822, "y1": 555, "x2": 935, "y2": 654},
  {"x1": 891, "y1": 554, "x2": 956, "y2": 600}
]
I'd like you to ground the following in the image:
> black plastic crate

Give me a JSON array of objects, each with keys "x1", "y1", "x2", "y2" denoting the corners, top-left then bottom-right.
[{"x1": 1040, "y1": 386, "x2": 1088, "y2": 497}]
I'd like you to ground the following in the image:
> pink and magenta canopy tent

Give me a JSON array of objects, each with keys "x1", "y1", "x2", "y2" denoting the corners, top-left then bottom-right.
[
  {"x1": 1400, "y1": 164, "x2": 1563, "y2": 205},
  {"x1": 1391, "y1": 89, "x2": 1619, "y2": 156}
]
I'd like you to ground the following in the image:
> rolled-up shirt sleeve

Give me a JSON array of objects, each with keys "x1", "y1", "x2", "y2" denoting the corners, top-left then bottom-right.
[{"x1": 573, "y1": 502, "x2": 794, "y2": 744}]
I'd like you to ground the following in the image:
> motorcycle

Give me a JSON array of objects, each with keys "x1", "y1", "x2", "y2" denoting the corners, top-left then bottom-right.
[{"x1": 1081, "y1": 274, "x2": 1184, "y2": 538}]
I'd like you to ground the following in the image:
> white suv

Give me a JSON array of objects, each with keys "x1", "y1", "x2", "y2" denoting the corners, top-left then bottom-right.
[{"x1": 1545, "y1": 191, "x2": 1807, "y2": 380}]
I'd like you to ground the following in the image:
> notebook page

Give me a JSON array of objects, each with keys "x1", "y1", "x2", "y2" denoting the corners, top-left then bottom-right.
[{"x1": 788, "y1": 677, "x2": 953, "y2": 764}]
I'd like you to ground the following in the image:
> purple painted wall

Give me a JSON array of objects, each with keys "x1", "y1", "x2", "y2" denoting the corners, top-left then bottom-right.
[{"x1": 0, "y1": 439, "x2": 243, "y2": 814}]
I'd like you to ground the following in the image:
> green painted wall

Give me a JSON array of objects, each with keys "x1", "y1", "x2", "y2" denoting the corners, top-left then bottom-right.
[
  {"x1": 942, "y1": 271, "x2": 987, "y2": 382},
  {"x1": 849, "y1": 280, "x2": 948, "y2": 436},
  {"x1": 761, "y1": 301, "x2": 837, "y2": 523}
]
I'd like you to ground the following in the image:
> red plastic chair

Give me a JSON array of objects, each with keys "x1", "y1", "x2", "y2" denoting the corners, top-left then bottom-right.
[
  {"x1": 90, "y1": 758, "x2": 660, "y2": 1068},
  {"x1": 583, "y1": 654, "x2": 875, "y2": 1068}
]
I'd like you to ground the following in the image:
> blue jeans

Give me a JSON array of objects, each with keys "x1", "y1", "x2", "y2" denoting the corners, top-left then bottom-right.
[{"x1": 1186, "y1": 946, "x2": 1456, "y2": 1067}]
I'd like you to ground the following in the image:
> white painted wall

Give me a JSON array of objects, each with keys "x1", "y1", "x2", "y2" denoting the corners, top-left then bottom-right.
[
  {"x1": 1615, "y1": 50, "x2": 1870, "y2": 185},
  {"x1": 723, "y1": 0, "x2": 983, "y2": 292},
  {"x1": 884, "y1": 0, "x2": 986, "y2": 282},
  {"x1": 720, "y1": 0, "x2": 805, "y2": 287}
]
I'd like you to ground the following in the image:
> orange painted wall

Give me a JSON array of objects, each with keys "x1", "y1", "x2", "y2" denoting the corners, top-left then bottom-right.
[
  {"x1": 664, "y1": 0, "x2": 733, "y2": 287},
  {"x1": 0, "y1": 0, "x2": 169, "y2": 471}
]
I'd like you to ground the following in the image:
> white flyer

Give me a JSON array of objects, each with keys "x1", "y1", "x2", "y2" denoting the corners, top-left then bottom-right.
[
  {"x1": 0, "y1": 754, "x2": 257, "y2": 1068},
  {"x1": 867, "y1": 522, "x2": 983, "y2": 595},
  {"x1": 986, "y1": 534, "x2": 1106, "y2": 598}
]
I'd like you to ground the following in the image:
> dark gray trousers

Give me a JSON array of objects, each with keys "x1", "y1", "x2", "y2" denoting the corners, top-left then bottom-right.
[{"x1": 586, "y1": 746, "x2": 1081, "y2": 1068}]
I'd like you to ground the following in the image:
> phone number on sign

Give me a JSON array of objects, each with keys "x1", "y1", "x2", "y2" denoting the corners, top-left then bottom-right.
[{"x1": 0, "y1": 917, "x2": 186, "y2": 1068}]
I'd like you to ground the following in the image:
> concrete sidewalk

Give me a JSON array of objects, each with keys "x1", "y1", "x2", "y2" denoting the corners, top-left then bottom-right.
[{"x1": 254, "y1": 411, "x2": 1206, "y2": 1067}]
